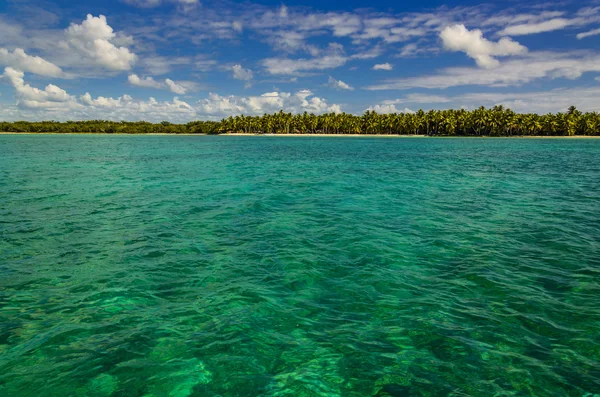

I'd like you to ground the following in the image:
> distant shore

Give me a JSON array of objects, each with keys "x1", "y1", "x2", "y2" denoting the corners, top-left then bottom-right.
[
  {"x1": 2, "y1": 132, "x2": 600, "y2": 138},
  {"x1": 220, "y1": 133, "x2": 600, "y2": 138}
]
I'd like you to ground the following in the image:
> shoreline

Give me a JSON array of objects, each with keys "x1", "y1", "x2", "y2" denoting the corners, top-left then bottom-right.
[
  {"x1": 1, "y1": 132, "x2": 599, "y2": 138},
  {"x1": 220, "y1": 134, "x2": 600, "y2": 138}
]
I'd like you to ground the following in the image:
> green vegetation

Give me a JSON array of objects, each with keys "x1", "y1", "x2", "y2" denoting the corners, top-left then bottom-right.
[
  {"x1": 2, "y1": 106, "x2": 599, "y2": 136},
  {"x1": 0, "y1": 120, "x2": 221, "y2": 134}
]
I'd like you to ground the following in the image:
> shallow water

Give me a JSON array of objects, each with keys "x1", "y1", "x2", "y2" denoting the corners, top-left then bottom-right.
[{"x1": 1, "y1": 135, "x2": 599, "y2": 396}]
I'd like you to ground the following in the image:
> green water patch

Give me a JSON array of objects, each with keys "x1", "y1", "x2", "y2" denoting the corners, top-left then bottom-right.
[{"x1": 1, "y1": 136, "x2": 599, "y2": 396}]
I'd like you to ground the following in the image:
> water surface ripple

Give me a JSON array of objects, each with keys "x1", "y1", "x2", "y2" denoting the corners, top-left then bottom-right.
[{"x1": 1, "y1": 136, "x2": 599, "y2": 396}]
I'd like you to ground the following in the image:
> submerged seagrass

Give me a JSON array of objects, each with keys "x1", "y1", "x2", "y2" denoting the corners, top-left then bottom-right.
[{"x1": 0, "y1": 135, "x2": 599, "y2": 396}]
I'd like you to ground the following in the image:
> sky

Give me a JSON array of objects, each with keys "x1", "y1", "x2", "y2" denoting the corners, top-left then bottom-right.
[{"x1": 1, "y1": 0, "x2": 600, "y2": 122}]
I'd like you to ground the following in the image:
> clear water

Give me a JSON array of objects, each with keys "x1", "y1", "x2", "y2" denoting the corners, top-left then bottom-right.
[{"x1": 1, "y1": 135, "x2": 599, "y2": 397}]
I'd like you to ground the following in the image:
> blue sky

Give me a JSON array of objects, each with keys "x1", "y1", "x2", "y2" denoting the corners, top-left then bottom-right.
[{"x1": 1, "y1": 0, "x2": 600, "y2": 121}]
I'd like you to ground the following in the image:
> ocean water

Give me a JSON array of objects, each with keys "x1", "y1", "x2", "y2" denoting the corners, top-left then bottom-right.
[{"x1": 1, "y1": 135, "x2": 599, "y2": 397}]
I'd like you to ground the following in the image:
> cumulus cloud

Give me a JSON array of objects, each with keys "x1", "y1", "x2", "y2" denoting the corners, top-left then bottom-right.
[
  {"x1": 440, "y1": 24, "x2": 527, "y2": 68},
  {"x1": 231, "y1": 64, "x2": 253, "y2": 81},
  {"x1": 128, "y1": 74, "x2": 163, "y2": 89},
  {"x1": 373, "y1": 63, "x2": 393, "y2": 70},
  {"x1": 165, "y1": 79, "x2": 187, "y2": 94},
  {"x1": 365, "y1": 104, "x2": 414, "y2": 114},
  {"x1": 366, "y1": 52, "x2": 600, "y2": 90},
  {"x1": 81, "y1": 92, "x2": 193, "y2": 111},
  {"x1": 128, "y1": 74, "x2": 190, "y2": 94},
  {"x1": 2, "y1": 68, "x2": 195, "y2": 120},
  {"x1": 2, "y1": 67, "x2": 77, "y2": 109},
  {"x1": 64, "y1": 14, "x2": 136, "y2": 71},
  {"x1": 80, "y1": 92, "x2": 132, "y2": 108},
  {"x1": 0, "y1": 48, "x2": 63, "y2": 77},
  {"x1": 327, "y1": 76, "x2": 354, "y2": 90},
  {"x1": 2, "y1": 68, "x2": 341, "y2": 121},
  {"x1": 197, "y1": 90, "x2": 342, "y2": 116}
]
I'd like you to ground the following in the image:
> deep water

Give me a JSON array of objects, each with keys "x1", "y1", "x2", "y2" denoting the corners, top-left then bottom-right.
[{"x1": 1, "y1": 135, "x2": 599, "y2": 397}]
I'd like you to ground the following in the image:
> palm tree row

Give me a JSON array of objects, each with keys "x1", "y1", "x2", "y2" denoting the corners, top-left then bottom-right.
[
  {"x1": 1, "y1": 106, "x2": 598, "y2": 136},
  {"x1": 218, "y1": 106, "x2": 600, "y2": 136}
]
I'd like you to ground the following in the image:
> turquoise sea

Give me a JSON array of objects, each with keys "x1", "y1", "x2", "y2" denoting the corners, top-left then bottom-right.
[{"x1": 1, "y1": 135, "x2": 599, "y2": 397}]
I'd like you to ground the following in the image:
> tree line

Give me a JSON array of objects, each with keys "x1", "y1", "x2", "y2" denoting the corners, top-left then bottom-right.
[
  {"x1": 0, "y1": 120, "x2": 221, "y2": 134},
  {"x1": 1, "y1": 106, "x2": 599, "y2": 136}
]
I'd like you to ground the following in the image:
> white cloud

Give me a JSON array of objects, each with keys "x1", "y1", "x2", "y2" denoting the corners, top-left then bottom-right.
[
  {"x1": 5, "y1": 95, "x2": 197, "y2": 122},
  {"x1": 64, "y1": 14, "x2": 136, "y2": 71},
  {"x1": 262, "y1": 54, "x2": 346, "y2": 75},
  {"x1": 75, "y1": 93, "x2": 196, "y2": 122},
  {"x1": 80, "y1": 91, "x2": 193, "y2": 110},
  {"x1": 3, "y1": 67, "x2": 343, "y2": 121},
  {"x1": 0, "y1": 67, "x2": 196, "y2": 122},
  {"x1": 128, "y1": 74, "x2": 190, "y2": 94},
  {"x1": 197, "y1": 93, "x2": 246, "y2": 115},
  {"x1": 4, "y1": 71, "x2": 340, "y2": 121},
  {"x1": 140, "y1": 56, "x2": 190, "y2": 75},
  {"x1": 197, "y1": 90, "x2": 342, "y2": 116},
  {"x1": 123, "y1": 0, "x2": 161, "y2": 7},
  {"x1": 409, "y1": 87, "x2": 600, "y2": 113},
  {"x1": 440, "y1": 24, "x2": 527, "y2": 68},
  {"x1": 232, "y1": 21, "x2": 243, "y2": 33},
  {"x1": 365, "y1": 85, "x2": 600, "y2": 114},
  {"x1": 351, "y1": 17, "x2": 427, "y2": 44},
  {"x1": 327, "y1": 76, "x2": 354, "y2": 90},
  {"x1": 366, "y1": 52, "x2": 600, "y2": 90},
  {"x1": 0, "y1": 48, "x2": 63, "y2": 77},
  {"x1": 365, "y1": 104, "x2": 414, "y2": 114},
  {"x1": 482, "y1": 11, "x2": 565, "y2": 28},
  {"x1": 496, "y1": 87, "x2": 600, "y2": 113},
  {"x1": 487, "y1": 7, "x2": 600, "y2": 37},
  {"x1": 194, "y1": 58, "x2": 218, "y2": 72},
  {"x1": 232, "y1": 64, "x2": 253, "y2": 80},
  {"x1": 577, "y1": 28, "x2": 600, "y2": 39},
  {"x1": 350, "y1": 46, "x2": 383, "y2": 60},
  {"x1": 399, "y1": 44, "x2": 418, "y2": 58},
  {"x1": 263, "y1": 31, "x2": 308, "y2": 53},
  {"x1": 250, "y1": 9, "x2": 364, "y2": 56},
  {"x1": 262, "y1": 44, "x2": 348, "y2": 75},
  {"x1": 373, "y1": 63, "x2": 393, "y2": 71},
  {"x1": 3, "y1": 67, "x2": 77, "y2": 109},
  {"x1": 123, "y1": 0, "x2": 199, "y2": 8},
  {"x1": 128, "y1": 74, "x2": 162, "y2": 89},
  {"x1": 165, "y1": 78, "x2": 187, "y2": 94},
  {"x1": 397, "y1": 94, "x2": 452, "y2": 103},
  {"x1": 497, "y1": 18, "x2": 574, "y2": 36},
  {"x1": 251, "y1": 7, "x2": 363, "y2": 40},
  {"x1": 80, "y1": 92, "x2": 132, "y2": 108}
]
